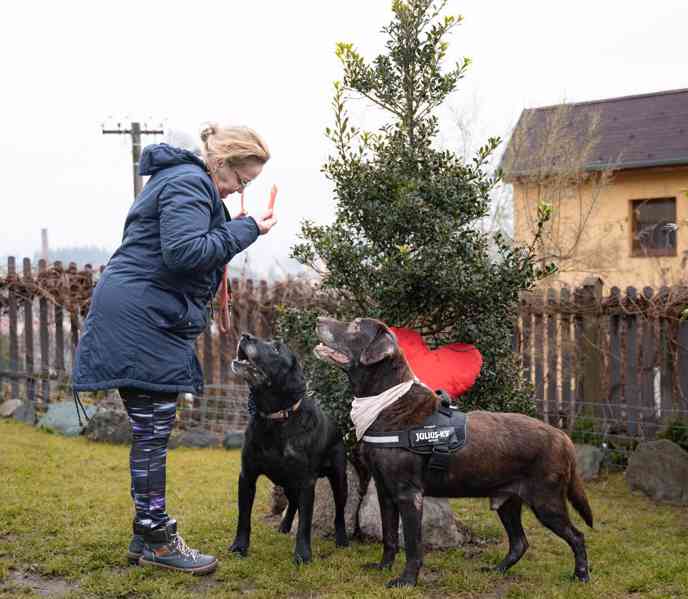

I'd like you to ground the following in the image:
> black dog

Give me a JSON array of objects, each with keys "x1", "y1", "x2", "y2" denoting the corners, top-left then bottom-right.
[
  {"x1": 314, "y1": 317, "x2": 593, "y2": 587},
  {"x1": 229, "y1": 333, "x2": 348, "y2": 564}
]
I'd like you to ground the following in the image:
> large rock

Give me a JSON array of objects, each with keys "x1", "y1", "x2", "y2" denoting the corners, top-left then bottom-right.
[
  {"x1": 14, "y1": 401, "x2": 36, "y2": 425},
  {"x1": 38, "y1": 401, "x2": 96, "y2": 436},
  {"x1": 169, "y1": 428, "x2": 222, "y2": 449},
  {"x1": 270, "y1": 486, "x2": 288, "y2": 515},
  {"x1": 223, "y1": 431, "x2": 245, "y2": 450},
  {"x1": 0, "y1": 399, "x2": 23, "y2": 418},
  {"x1": 283, "y1": 462, "x2": 362, "y2": 539},
  {"x1": 84, "y1": 397, "x2": 131, "y2": 444},
  {"x1": 575, "y1": 444, "x2": 604, "y2": 481},
  {"x1": 358, "y1": 478, "x2": 466, "y2": 549},
  {"x1": 625, "y1": 440, "x2": 688, "y2": 505}
]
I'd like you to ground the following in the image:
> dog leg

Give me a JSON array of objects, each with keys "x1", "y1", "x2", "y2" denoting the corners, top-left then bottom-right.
[
  {"x1": 279, "y1": 488, "x2": 298, "y2": 534},
  {"x1": 363, "y1": 483, "x2": 399, "y2": 571},
  {"x1": 229, "y1": 471, "x2": 258, "y2": 557},
  {"x1": 294, "y1": 482, "x2": 316, "y2": 565},
  {"x1": 385, "y1": 489, "x2": 423, "y2": 588},
  {"x1": 532, "y1": 498, "x2": 590, "y2": 582},
  {"x1": 493, "y1": 497, "x2": 528, "y2": 573},
  {"x1": 328, "y1": 444, "x2": 349, "y2": 547}
]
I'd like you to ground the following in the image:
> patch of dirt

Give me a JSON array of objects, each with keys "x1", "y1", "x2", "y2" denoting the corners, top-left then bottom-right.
[
  {"x1": 478, "y1": 579, "x2": 512, "y2": 599},
  {"x1": 190, "y1": 576, "x2": 223, "y2": 595},
  {"x1": 0, "y1": 533, "x2": 19, "y2": 552},
  {"x1": 455, "y1": 519, "x2": 500, "y2": 546},
  {"x1": 1, "y1": 569, "x2": 78, "y2": 597},
  {"x1": 420, "y1": 565, "x2": 444, "y2": 585},
  {"x1": 262, "y1": 513, "x2": 283, "y2": 529},
  {"x1": 457, "y1": 520, "x2": 502, "y2": 562},
  {"x1": 234, "y1": 581, "x2": 258, "y2": 595}
]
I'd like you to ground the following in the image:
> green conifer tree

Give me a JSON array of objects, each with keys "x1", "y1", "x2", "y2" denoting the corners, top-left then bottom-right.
[{"x1": 277, "y1": 0, "x2": 553, "y2": 446}]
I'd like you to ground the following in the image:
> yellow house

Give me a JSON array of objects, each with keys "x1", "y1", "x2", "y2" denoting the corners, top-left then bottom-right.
[{"x1": 502, "y1": 88, "x2": 688, "y2": 289}]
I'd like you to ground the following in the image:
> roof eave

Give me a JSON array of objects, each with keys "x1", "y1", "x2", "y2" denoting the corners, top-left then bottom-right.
[{"x1": 503, "y1": 156, "x2": 688, "y2": 181}]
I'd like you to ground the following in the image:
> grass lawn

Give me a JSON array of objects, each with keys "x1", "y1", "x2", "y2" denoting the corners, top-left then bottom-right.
[{"x1": 1, "y1": 420, "x2": 687, "y2": 599}]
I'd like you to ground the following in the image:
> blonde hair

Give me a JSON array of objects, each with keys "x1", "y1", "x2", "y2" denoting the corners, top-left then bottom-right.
[{"x1": 200, "y1": 123, "x2": 270, "y2": 167}]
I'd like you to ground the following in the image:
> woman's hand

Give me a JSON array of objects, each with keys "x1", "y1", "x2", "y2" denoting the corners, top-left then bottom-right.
[{"x1": 254, "y1": 209, "x2": 277, "y2": 235}]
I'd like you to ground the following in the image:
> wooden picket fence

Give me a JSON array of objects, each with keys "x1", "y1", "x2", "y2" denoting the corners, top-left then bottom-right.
[
  {"x1": 182, "y1": 276, "x2": 320, "y2": 433},
  {"x1": 0, "y1": 256, "x2": 319, "y2": 432},
  {"x1": 4, "y1": 257, "x2": 688, "y2": 444},
  {"x1": 515, "y1": 277, "x2": 688, "y2": 448},
  {"x1": 0, "y1": 257, "x2": 93, "y2": 407}
]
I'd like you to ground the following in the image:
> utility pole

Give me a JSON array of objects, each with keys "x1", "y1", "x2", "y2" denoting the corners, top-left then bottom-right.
[
  {"x1": 41, "y1": 228, "x2": 49, "y2": 262},
  {"x1": 102, "y1": 121, "x2": 164, "y2": 197}
]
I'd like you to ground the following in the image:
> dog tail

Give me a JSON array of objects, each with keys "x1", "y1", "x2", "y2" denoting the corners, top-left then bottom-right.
[{"x1": 567, "y1": 465, "x2": 594, "y2": 528}]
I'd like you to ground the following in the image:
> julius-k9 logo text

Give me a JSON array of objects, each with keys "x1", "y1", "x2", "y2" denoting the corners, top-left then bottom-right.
[{"x1": 414, "y1": 428, "x2": 452, "y2": 443}]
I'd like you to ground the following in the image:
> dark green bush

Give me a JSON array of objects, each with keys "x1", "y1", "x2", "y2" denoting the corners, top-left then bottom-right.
[
  {"x1": 277, "y1": 0, "x2": 553, "y2": 449},
  {"x1": 658, "y1": 419, "x2": 688, "y2": 452}
]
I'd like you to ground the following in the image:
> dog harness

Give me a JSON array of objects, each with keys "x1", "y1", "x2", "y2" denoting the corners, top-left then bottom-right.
[{"x1": 362, "y1": 398, "x2": 468, "y2": 471}]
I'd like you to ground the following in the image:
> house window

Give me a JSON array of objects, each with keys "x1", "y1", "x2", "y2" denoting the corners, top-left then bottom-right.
[{"x1": 630, "y1": 197, "x2": 677, "y2": 257}]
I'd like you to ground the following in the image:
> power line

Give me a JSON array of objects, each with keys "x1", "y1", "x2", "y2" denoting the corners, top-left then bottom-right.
[{"x1": 102, "y1": 121, "x2": 163, "y2": 197}]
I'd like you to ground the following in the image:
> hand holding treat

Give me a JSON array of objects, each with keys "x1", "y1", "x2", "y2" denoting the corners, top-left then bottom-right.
[{"x1": 254, "y1": 184, "x2": 278, "y2": 235}]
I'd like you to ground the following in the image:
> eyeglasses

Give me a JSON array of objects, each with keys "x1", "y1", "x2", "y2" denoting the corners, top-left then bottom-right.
[{"x1": 233, "y1": 168, "x2": 252, "y2": 190}]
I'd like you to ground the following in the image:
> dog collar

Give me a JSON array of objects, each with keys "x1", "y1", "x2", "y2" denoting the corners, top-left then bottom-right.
[{"x1": 258, "y1": 398, "x2": 303, "y2": 421}]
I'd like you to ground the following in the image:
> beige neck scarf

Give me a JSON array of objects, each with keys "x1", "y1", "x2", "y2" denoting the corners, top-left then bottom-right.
[{"x1": 351, "y1": 378, "x2": 418, "y2": 441}]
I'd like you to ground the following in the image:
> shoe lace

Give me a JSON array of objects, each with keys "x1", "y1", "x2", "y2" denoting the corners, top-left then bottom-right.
[{"x1": 173, "y1": 534, "x2": 200, "y2": 561}]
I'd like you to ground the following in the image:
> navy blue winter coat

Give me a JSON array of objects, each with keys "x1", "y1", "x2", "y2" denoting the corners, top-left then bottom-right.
[{"x1": 72, "y1": 144, "x2": 259, "y2": 394}]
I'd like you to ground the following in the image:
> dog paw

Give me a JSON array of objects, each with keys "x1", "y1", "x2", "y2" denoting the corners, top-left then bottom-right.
[
  {"x1": 278, "y1": 523, "x2": 291, "y2": 534},
  {"x1": 229, "y1": 541, "x2": 249, "y2": 557},
  {"x1": 293, "y1": 551, "x2": 312, "y2": 566},
  {"x1": 573, "y1": 569, "x2": 590, "y2": 583},
  {"x1": 335, "y1": 533, "x2": 349, "y2": 548},
  {"x1": 385, "y1": 577, "x2": 416, "y2": 588}
]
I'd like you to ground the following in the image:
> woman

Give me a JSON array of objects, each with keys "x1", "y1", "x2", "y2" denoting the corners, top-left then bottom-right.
[{"x1": 73, "y1": 124, "x2": 276, "y2": 575}]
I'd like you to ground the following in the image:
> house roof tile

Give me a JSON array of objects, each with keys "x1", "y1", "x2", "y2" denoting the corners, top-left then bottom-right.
[{"x1": 502, "y1": 88, "x2": 688, "y2": 178}]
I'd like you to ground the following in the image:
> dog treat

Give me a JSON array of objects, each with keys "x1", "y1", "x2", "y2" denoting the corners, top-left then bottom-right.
[{"x1": 268, "y1": 184, "x2": 278, "y2": 211}]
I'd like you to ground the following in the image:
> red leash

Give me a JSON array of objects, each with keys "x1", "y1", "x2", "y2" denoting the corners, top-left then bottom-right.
[
  {"x1": 216, "y1": 185, "x2": 277, "y2": 334},
  {"x1": 216, "y1": 265, "x2": 231, "y2": 334}
]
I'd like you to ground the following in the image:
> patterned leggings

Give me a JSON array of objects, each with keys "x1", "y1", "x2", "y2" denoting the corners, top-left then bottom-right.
[{"x1": 119, "y1": 388, "x2": 178, "y2": 528}]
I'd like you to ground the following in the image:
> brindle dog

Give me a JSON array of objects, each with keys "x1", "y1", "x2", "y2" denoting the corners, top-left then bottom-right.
[
  {"x1": 230, "y1": 333, "x2": 348, "y2": 565},
  {"x1": 314, "y1": 317, "x2": 593, "y2": 588}
]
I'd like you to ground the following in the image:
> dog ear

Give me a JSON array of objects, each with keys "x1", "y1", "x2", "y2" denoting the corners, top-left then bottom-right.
[{"x1": 360, "y1": 329, "x2": 396, "y2": 365}]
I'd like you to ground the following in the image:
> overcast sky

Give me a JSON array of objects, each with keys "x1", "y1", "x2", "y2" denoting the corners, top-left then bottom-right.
[{"x1": 2, "y1": 0, "x2": 687, "y2": 275}]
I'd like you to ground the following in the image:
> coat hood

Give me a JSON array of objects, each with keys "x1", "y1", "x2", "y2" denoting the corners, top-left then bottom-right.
[{"x1": 139, "y1": 143, "x2": 206, "y2": 176}]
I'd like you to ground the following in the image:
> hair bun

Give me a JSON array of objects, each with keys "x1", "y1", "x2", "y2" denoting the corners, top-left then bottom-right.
[{"x1": 200, "y1": 123, "x2": 218, "y2": 143}]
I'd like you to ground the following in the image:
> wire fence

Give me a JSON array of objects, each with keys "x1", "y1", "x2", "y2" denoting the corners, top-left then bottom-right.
[
  {"x1": 3, "y1": 258, "x2": 688, "y2": 457},
  {"x1": 516, "y1": 277, "x2": 688, "y2": 461}
]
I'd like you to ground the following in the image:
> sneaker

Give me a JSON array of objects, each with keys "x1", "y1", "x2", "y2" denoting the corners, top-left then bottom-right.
[
  {"x1": 139, "y1": 520, "x2": 218, "y2": 575},
  {"x1": 127, "y1": 520, "x2": 146, "y2": 565}
]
